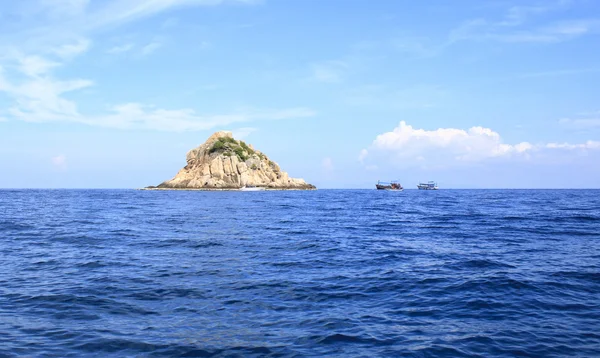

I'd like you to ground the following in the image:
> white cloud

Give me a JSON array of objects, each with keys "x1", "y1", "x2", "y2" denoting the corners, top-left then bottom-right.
[
  {"x1": 18, "y1": 56, "x2": 61, "y2": 77},
  {"x1": 11, "y1": 0, "x2": 258, "y2": 33},
  {"x1": 0, "y1": 48, "x2": 315, "y2": 130},
  {"x1": 391, "y1": 5, "x2": 586, "y2": 61},
  {"x1": 518, "y1": 67, "x2": 600, "y2": 78},
  {"x1": 546, "y1": 141, "x2": 600, "y2": 150},
  {"x1": 39, "y1": 0, "x2": 90, "y2": 15},
  {"x1": 321, "y1": 157, "x2": 335, "y2": 180},
  {"x1": 198, "y1": 41, "x2": 211, "y2": 50},
  {"x1": 343, "y1": 84, "x2": 447, "y2": 109},
  {"x1": 358, "y1": 149, "x2": 368, "y2": 164},
  {"x1": 0, "y1": 0, "x2": 285, "y2": 132},
  {"x1": 1, "y1": 66, "x2": 314, "y2": 129},
  {"x1": 89, "y1": 0, "x2": 260, "y2": 29},
  {"x1": 448, "y1": 1, "x2": 598, "y2": 45},
  {"x1": 371, "y1": 121, "x2": 534, "y2": 161},
  {"x1": 141, "y1": 42, "x2": 163, "y2": 56},
  {"x1": 391, "y1": 37, "x2": 441, "y2": 58},
  {"x1": 0, "y1": 67, "x2": 7, "y2": 91},
  {"x1": 51, "y1": 155, "x2": 67, "y2": 170},
  {"x1": 322, "y1": 157, "x2": 334, "y2": 172},
  {"x1": 500, "y1": 1, "x2": 571, "y2": 26},
  {"x1": 0, "y1": 0, "x2": 249, "y2": 59},
  {"x1": 559, "y1": 116, "x2": 600, "y2": 129},
  {"x1": 93, "y1": 104, "x2": 314, "y2": 131},
  {"x1": 107, "y1": 44, "x2": 135, "y2": 54},
  {"x1": 360, "y1": 121, "x2": 599, "y2": 168},
  {"x1": 546, "y1": 19, "x2": 599, "y2": 36},
  {"x1": 161, "y1": 17, "x2": 180, "y2": 29},
  {"x1": 52, "y1": 38, "x2": 91, "y2": 59},
  {"x1": 309, "y1": 61, "x2": 348, "y2": 83},
  {"x1": 232, "y1": 127, "x2": 257, "y2": 139},
  {"x1": 5, "y1": 71, "x2": 93, "y2": 123}
]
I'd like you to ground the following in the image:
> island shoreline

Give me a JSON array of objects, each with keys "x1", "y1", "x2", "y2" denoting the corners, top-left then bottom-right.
[{"x1": 139, "y1": 187, "x2": 317, "y2": 191}]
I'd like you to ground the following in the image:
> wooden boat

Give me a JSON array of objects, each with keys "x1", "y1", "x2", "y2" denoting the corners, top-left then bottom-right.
[{"x1": 376, "y1": 181, "x2": 403, "y2": 191}]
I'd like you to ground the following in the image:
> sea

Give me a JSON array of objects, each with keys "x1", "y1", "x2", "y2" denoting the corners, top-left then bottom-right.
[{"x1": 0, "y1": 189, "x2": 599, "y2": 357}]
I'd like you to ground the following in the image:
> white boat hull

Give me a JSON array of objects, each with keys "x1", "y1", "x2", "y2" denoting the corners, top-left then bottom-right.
[
  {"x1": 240, "y1": 186, "x2": 265, "y2": 191},
  {"x1": 417, "y1": 182, "x2": 438, "y2": 190}
]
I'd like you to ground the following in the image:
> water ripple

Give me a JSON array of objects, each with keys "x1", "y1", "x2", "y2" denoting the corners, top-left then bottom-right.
[{"x1": 0, "y1": 189, "x2": 599, "y2": 357}]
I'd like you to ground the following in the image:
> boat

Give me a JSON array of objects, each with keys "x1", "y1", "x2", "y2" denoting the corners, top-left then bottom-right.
[
  {"x1": 240, "y1": 185, "x2": 266, "y2": 191},
  {"x1": 417, "y1": 181, "x2": 438, "y2": 190},
  {"x1": 376, "y1": 180, "x2": 404, "y2": 191}
]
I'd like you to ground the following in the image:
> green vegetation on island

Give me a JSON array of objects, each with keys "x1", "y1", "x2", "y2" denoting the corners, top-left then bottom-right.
[{"x1": 209, "y1": 136, "x2": 261, "y2": 163}]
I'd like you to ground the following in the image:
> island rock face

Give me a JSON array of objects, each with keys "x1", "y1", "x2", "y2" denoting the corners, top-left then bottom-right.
[{"x1": 156, "y1": 131, "x2": 316, "y2": 190}]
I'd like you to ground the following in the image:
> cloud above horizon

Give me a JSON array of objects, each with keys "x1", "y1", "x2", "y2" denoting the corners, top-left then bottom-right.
[
  {"x1": 51, "y1": 155, "x2": 67, "y2": 171},
  {"x1": 1, "y1": 57, "x2": 315, "y2": 130},
  {"x1": 386, "y1": 0, "x2": 600, "y2": 60},
  {"x1": 448, "y1": 1, "x2": 598, "y2": 44},
  {"x1": 0, "y1": 0, "x2": 317, "y2": 132},
  {"x1": 559, "y1": 111, "x2": 600, "y2": 129},
  {"x1": 309, "y1": 60, "x2": 349, "y2": 83},
  {"x1": 360, "y1": 121, "x2": 600, "y2": 168}
]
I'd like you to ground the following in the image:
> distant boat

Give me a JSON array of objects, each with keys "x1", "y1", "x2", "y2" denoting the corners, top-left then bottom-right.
[
  {"x1": 417, "y1": 181, "x2": 438, "y2": 190},
  {"x1": 240, "y1": 186, "x2": 265, "y2": 191},
  {"x1": 376, "y1": 180, "x2": 404, "y2": 191}
]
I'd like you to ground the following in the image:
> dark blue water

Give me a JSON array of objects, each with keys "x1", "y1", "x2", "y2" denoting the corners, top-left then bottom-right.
[{"x1": 1, "y1": 189, "x2": 599, "y2": 357}]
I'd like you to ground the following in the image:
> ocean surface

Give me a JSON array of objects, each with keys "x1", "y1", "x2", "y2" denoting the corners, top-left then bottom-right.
[{"x1": 0, "y1": 189, "x2": 599, "y2": 357}]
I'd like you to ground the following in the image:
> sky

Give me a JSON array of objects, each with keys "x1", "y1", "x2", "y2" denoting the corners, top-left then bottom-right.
[{"x1": 0, "y1": 0, "x2": 599, "y2": 189}]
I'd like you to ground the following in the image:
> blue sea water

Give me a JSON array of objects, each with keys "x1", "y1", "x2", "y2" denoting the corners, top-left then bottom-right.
[{"x1": 0, "y1": 189, "x2": 599, "y2": 357}]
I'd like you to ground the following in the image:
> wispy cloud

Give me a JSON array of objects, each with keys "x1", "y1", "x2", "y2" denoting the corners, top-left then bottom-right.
[
  {"x1": 322, "y1": 157, "x2": 334, "y2": 171},
  {"x1": 500, "y1": 1, "x2": 572, "y2": 26},
  {"x1": 198, "y1": 41, "x2": 211, "y2": 50},
  {"x1": 559, "y1": 113, "x2": 600, "y2": 129},
  {"x1": 342, "y1": 84, "x2": 448, "y2": 109},
  {"x1": 321, "y1": 157, "x2": 334, "y2": 179},
  {"x1": 0, "y1": 66, "x2": 8, "y2": 91},
  {"x1": 18, "y1": 56, "x2": 61, "y2": 77},
  {"x1": 141, "y1": 41, "x2": 163, "y2": 56},
  {"x1": 1, "y1": 49, "x2": 315, "y2": 130},
  {"x1": 89, "y1": 105, "x2": 315, "y2": 131},
  {"x1": 88, "y1": 0, "x2": 260, "y2": 29},
  {"x1": 52, "y1": 38, "x2": 91, "y2": 59},
  {"x1": 545, "y1": 141, "x2": 600, "y2": 150},
  {"x1": 369, "y1": 1, "x2": 593, "y2": 62},
  {"x1": 107, "y1": 43, "x2": 134, "y2": 54},
  {"x1": 309, "y1": 60, "x2": 349, "y2": 83},
  {"x1": 449, "y1": 1, "x2": 598, "y2": 44},
  {"x1": 390, "y1": 36, "x2": 442, "y2": 58},
  {"x1": 1, "y1": 60, "x2": 315, "y2": 130},
  {"x1": 161, "y1": 17, "x2": 180, "y2": 29},
  {"x1": 358, "y1": 149, "x2": 368, "y2": 164},
  {"x1": 231, "y1": 127, "x2": 257, "y2": 139},
  {"x1": 33, "y1": 0, "x2": 90, "y2": 20},
  {"x1": 51, "y1": 154, "x2": 68, "y2": 171},
  {"x1": 518, "y1": 67, "x2": 600, "y2": 78},
  {"x1": 0, "y1": 0, "x2": 272, "y2": 131},
  {"x1": 6, "y1": 76, "x2": 94, "y2": 123}
]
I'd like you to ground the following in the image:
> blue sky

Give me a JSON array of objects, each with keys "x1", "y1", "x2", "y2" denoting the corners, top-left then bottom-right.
[{"x1": 1, "y1": 0, "x2": 599, "y2": 188}]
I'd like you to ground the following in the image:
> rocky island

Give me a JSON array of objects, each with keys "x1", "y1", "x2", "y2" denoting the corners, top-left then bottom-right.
[{"x1": 147, "y1": 131, "x2": 315, "y2": 190}]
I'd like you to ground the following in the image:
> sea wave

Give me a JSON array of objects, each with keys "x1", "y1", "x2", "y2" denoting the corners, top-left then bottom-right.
[{"x1": 0, "y1": 189, "x2": 599, "y2": 357}]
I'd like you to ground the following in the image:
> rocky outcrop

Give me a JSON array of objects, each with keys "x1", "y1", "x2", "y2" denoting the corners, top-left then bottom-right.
[{"x1": 154, "y1": 131, "x2": 316, "y2": 190}]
